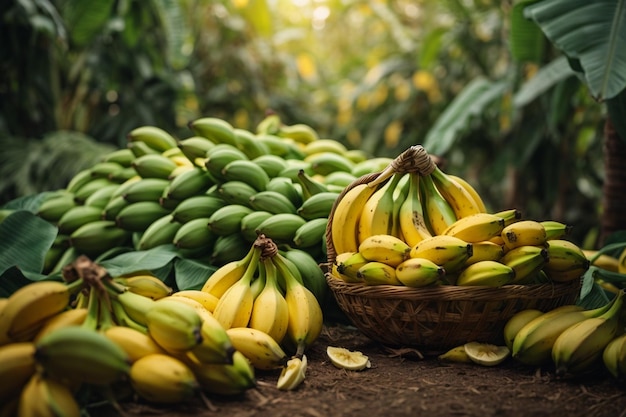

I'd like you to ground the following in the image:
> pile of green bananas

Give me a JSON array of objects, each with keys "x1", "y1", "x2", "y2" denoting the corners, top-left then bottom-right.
[
  {"x1": 329, "y1": 145, "x2": 590, "y2": 287},
  {"x1": 504, "y1": 289, "x2": 626, "y2": 378},
  {"x1": 0, "y1": 240, "x2": 319, "y2": 414},
  {"x1": 36, "y1": 114, "x2": 393, "y2": 276}
]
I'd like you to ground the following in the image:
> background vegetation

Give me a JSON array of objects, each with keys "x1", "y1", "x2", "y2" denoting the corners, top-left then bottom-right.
[{"x1": 0, "y1": 0, "x2": 617, "y2": 247}]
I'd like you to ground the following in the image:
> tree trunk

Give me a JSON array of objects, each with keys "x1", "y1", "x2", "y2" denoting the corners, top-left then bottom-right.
[{"x1": 600, "y1": 117, "x2": 626, "y2": 245}]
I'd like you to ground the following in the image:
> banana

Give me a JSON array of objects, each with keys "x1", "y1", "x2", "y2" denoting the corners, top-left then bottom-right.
[
  {"x1": 204, "y1": 144, "x2": 249, "y2": 180},
  {"x1": 395, "y1": 257, "x2": 444, "y2": 287},
  {"x1": 144, "y1": 299, "x2": 204, "y2": 354},
  {"x1": 276, "y1": 354, "x2": 307, "y2": 391},
  {"x1": 602, "y1": 332, "x2": 626, "y2": 379},
  {"x1": 277, "y1": 160, "x2": 314, "y2": 181},
  {"x1": 249, "y1": 190, "x2": 298, "y2": 214},
  {"x1": 302, "y1": 138, "x2": 348, "y2": 156},
  {"x1": 102, "y1": 147, "x2": 135, "y2": 167},
  {"x1": 56, "y1": 205, "x2": 105, "y2": 234},
  {"x1": 171, "y1": 195, "x2": 225, "y2": 224},
  {"x1": 34, "y1": 325, "x2": 131, "y2": 385},
  {"x1": 130, "y1": 353, "x2": 199, "y2": 403},
  {"x1": 166, "y1": 166, "x2": 214, "y2": 200},
  {"x1": 282, "y1": 248, "x2": 328, "y2": 303},
  {"x1": 37, "y1": 192, "x2": 78, "y2": 223},
  {"x1": 118, "y1": 274, "x2": 173, "y2": 300},
  {"x1": 207, "y1": 204, "x2": 253, "y2": 236},
  {"x1": 500, "y1": 245, "x2": 549, "y2": 284},
  {"x1": 0, "y1": 280, "x2": 73, "y2": 345},
  {"x1": 115, "y1": 200, "x2": 171, "y2": 232},
  {"x1": 297, "y1": 192, "x2": 339, "y2": 220},
  {"x1": 456, "y1": 260, "x2": 515, "y2": 287},
  {"x1": 552, "y1": 290, "x2": 625, "y2": 376},
  {"x1": 324, "y1": 171, "x2": 357, "y2": 188},
  {"x1": 217, "y1": 180, "x2": 257, "y2": 207},
  {"x1": 541, "y1": 220, "x2": 573, "y2": 240},
  {"x1": 503, "y1": 309, "x2": 544, "y2": 351},
  {"x1": 0, "y1": 342, "x2": 37, "y2": 404},
  {"x1": 103, "y1": 325, "x2": 166, "y2": 362},
  {"x1": 278, "y1": 123, "x2": 319, "y2": 144},
  {"x1": 73, "y1": 177, "x2": 118, "y2": 204},
  {"x1": 33, "y1": 307, "x2": 88, "y2": 343},
  {"x1": 189, "y1": 117, "x2": 238, "y2": 146},
  {"x1": 255, "y1": 133, "x2": 298, "y2": 157},
  {"x1": 266, "y1": 176, "x2": 303, "y2": 207},
  {"x1": 172, "y1": 217, "x2": 215, "y2": 250},
  {"x1": 226, "y1": 327, "x2": 288, "y2": 370},
  {"x1": 511, "y1": 304, "x2": 609, "y2": 366},
  {"x1": 66, "y1": 168, "x2": 94, "y2": 194},
  {"x1": 335, "y1": 251, "x2": 369, "y2": 283},
  {"x1": 357, "y1": 261, "x2": 402, "y2": 285},
  {"x1": 190, "y1": 309, "x2": 236, "y2": 365},
  {"x1": 122, "y1": 177, "x2": 170, "y2": 203},
  {"x1": 172, "y1": 290, "x2": 219, "y2": 313},
  {"x1": 501, "y1": 220, "x2": 547, "y2": 250},
  {"x1": 131, "y1": 153, "x2": 178, "y2": 179},
  {"x1": 543, "y1": 239, "x2": 590, "y2": 274},
  {"x1": 201, "y1": 244, "x2": 261, "y2": 298},
  {"x1": 358, "y1": 234, "x2": 411, "y2": 267},
  {"x1": 254, "y1": 213, "x2": 307, "y2": 243},
  {"x1": 438, "y1": 345, "x2": 473, "y2": 364},
  {"x1": 305, "y1": 151, "x2": 355, "y2": 176},
  {"x1": 583, "y1": 250, "x2": 620, "y2": 273},
  {"x1": 430, "y1": 166, "x2": 483, "y2": 219},
  {"x1": 83, "y1": 183, "x2": 120, "y2": 208},
  {"x1": 221, "y1": 159, "x2": 271, "y2": 192},
  {"x1": 256, "y1": 113, "x2": 282, "y2": 135},
  {"x1": 177, "y1": 136, "x2": 216, "y2": 163},
  {"x1": 240, "y1": 211, "x2": 273, "y2": 242},
  {"x1": 188, "y1": 350, "x2": 256, "y2": 396},
  {"x1": 409, "y1": 235, "x2": 473, "y2": 274},
  {"x1": 127, "y1": 125, "x2": 178, "y2": 152},
  {"x1": 398, "y1": 172, "x2": 432, "y2": 247},
  {"x1": 233, "y1": 128, "x2": 270, "y2": 159},
  {"x1": 69, "y1": 220, "x2": 131, "y2": 256},
  {"x1": 330, "y1": 182, "x2": 377, "y2": 255},
  {"x1": 18, "y1": 372, "x2": 81, "y2": 417},
  {"x1": 357, "y1": 174, "x2": 401, "y2": 243},
  {"x1": 128, "y1": 140, "x2": 159, "y2": 157},
  {"x1": 137, "y1": 214, "x2": 182, "y2": 250},
  {"x1": 293, "y1": 218, "x2": 328, "y2": 249},
  {"x1": 419, "y1": 172, "x2": 457, "y2": 235},
  {"x1": 212, "y1": 248, "x2": 260, "y2": 329},
  {"x1": 465, "y1": 240, "x2": 505, "y2": 265},
  {"x1": 442, "y1": 212, "x2": 506, "y2": 243},
  {"x1": 101, "y1": 195, "x2": 129, "y2": 220},
  {"x1": 493, "y1": 208, "x2": 522, "y2": 227},
  {"x1": 252, "y1": 154, "x2": 289, "y2": 178},
  {"x1": 89, "y1": 161, "x2": 127, "y2": 179},
  {"x1": 276, "y1": 255, "x2": 324, "y2": 357},
  {"x1": 295, "y1": 169, "x2": 329, "y2": 200},
  {"x1": 447, "y1": 174, "x2": 487, "y2": 213},
  {"x1": 248, "y1": 259, "x2": 289, "y2": 343}
]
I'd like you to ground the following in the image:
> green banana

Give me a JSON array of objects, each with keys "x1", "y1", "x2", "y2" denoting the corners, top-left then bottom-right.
[
  {"x1": 131, "y1": 153, "x2": 178, "y2": 179},
  {"x1": 323, "y1": 171, "x2": 357, "y2": 188},
  {"x1": 102, "y1": 195, "x2": 130, "y2": 221},
  {"x1": 295, "y1": 169, "x2": 329, "y2": 200},
  {"x1": 265, "y1": 177, "x2": 303, "y2": 208},
  {"x1": 170, "y1": 195, "x2": 226, "y2": 224},
  {"x1": 249, "y1": 190, "x2": 298, "y2": 214},
  {"x1": 127, "y1": 125, "x2": 178, "y2": 152},
  {"x1": 252, "y1": 154, "x2": 289, "y2": 178},
  {"x1": 166, "y1": 166, "x2": 214, "y2": 200},
  {"x1": 102, "y1": 148, "x2": 135, "y2": 167},
  {"x1": 145, "y1": 299, "x2": 204, "y2": 354},
  {"x1": 89, "y1": 161, "x2": 127, "y2": 179},
  {"x1": 37, "y1": 193, "x2": 78, "y2": 223},
  {"x1": 277, "y1": 160, "x2": 314, "y2": 181},
  {"x1": 137, "y1": 214, "x2": 182, "y2": 250},
  {"x1": 128, "y1": 140, "x2": 159, "y2": 158},
  {"x1": 233, "y1": 128, "x2": 270, "y2": 159},
  {"x1": 297, "y1": 191, "x2": 340, "y2": 220},
  {"x1": 173, "y1": 217, "x2": 216, "y2": 250},
  {"x1": 255, "y1": 213, "x2": 307, "y2": 244},
  {"x1": 204, "y1": 144, "x2": 249, "y2": 180},
  {"x1": 57, "y1": 205, "x2": 106, "y2": 235},
  {"x1": 305, "y1": 151, "x2": 355, "y2": 176},
  {"x1": 278, "y1": 123, "x2": 319, "y2": 144},
  {"x1": 69, "y1": 220, "x2": 132, "y2": 256},
  {"x1": 240, "y1": 211, "x2": 274, "y2": 243},
  {"x1": 189, "y1": 117, "x2": 238, "y2": 147},
  {"x1": 282, "y1": 248, "x2": 328, "y2": 303},
  {"x1": 122, "y1": 178, "x2": 170, "y2": 203},
  {"x1": 177, "y1": 136, "x2": 216, "y2": 163},
  {"x1": 210, "y1": 233, "x2": 252, "y2": 266},
  {"x1": 293, "y1": 218, "x2": 328, "y2": 249},
  {"x1": 66, "y1": 169, "x2": 94, "y2": 194},
  {"x1": 350, "y1": 157, "x2": 394, "y2": 178},
  {"x1": 207, "y1": 204, "x2": 254, "y2": 236},
  {"x1": 73, "y1": 177, "x2": 117, "y2": 204},
  {"x1": 115, "y1": 201, "x2": 171, "y2": 232},
  {"x1": 221, "y1": 159, "x2": 271, "y2": 192},
  {"x1": 218, "y1": 181, "x2": 258, "y2": 207},
  {"x1": 83, "y1": 183, "x2": 120, "y2": 208}
]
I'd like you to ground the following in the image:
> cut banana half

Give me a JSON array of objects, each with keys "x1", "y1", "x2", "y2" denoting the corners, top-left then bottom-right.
[
  {"x1": 277, "y1": 355, "x2": 308, "y2": 391},
  {"x1": 463, "y1": 342, "x2": 510, "y2": 366},
  {"x1": 326, "y1": 346, "x2": 371, "y2": 371}
]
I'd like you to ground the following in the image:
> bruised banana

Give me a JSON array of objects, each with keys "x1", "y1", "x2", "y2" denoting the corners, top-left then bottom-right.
[
  {"x1": 335, "y1": 251, "x2": 369, "y2": 283},
  {"x1": 398, "y1": 172, "x2": 432, "y2": 247},
  {"x1": 501, "y1": 220, "x2": 547, "y2": 250},
  {"x1": 359, "y1": 234, "x2": 411, "y2": 267},
  {"x1": 395, "y1": 257, "x2": 444, "y2": 287}
]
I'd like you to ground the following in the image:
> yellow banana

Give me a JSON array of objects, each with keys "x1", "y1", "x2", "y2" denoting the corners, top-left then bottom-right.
[
  {"x1": 602, "y1": 333, "x2": 626, "y2": 379},
  {"x1": 464, "y1": 240, "x2": 505, "y2": 266},
  {"x1": 442, "y1": 212, "x2": 506, "y2": 243},
  {"x1": 330, "y1": 182, "x2": 377, "y2": 255},
  {"x1": 492, "y1": 208, "x2": 522, "y2": 227},
  {"x1": 419, "y1": 172, "x2": 457, "y2": 235},
  {"x1": 503, "y1": 309, "x2": 544, "y2": 351},
  {"x1": 335, "y1": 251, "x2": 369, "y2": 283},
  {"x1": 116, "y1": 274, "x2": 173, "y2": 300},
  {"x1": 226, "y1": 327, "x2": 288, "y2": 370},
  {"x1": 201, "y1": 244, "x2": 260, "y2": 299},
  {"x1": 501, "y1": 220, "x2": 547, "y2": 250},
  {"x1": 448, "y1": 174, "x2": 487, "y2": 213},
  {"x1": 172, "y1": 290, "x2": 219, "y2": 313},
  {"x1": 248, "y1": 259, "x2": 289, "y2": 344},
  {"x1": 144, "y1": 299, "x2": 204, "y2": 354},
  {"x1": 188, "y1": 350, "x2": 256, "y2": 396},
  {"x1": 189, "y1": 309, "x2": 236, "y2": 365},
  {"x1": 276, "y1": 354, "x2": 308, "y2": 391},
  {"x1": 356, "y1": 261, "x2": 402, "y2": 286},
  {"x1": 500, "y1": 245, "x2": 549, "y2": 284},
  {"x1": 18, "y1": 372, "x2": 81, "y2": 417},
  {"x1": 103, "y1": 325, "x2": 166, "y2": 362},
  {"x1": 0, "y1": 342, "x2": 37, "y2": 405},
  {"x1": 456, "y1": 260, "x2": 515, "y2": 287},
  {"x1": 33, "y1": 307, "x2": 88, "y2": 343},
  {"x1": 130, "y1": 353, "x2": 199, "y2": 404},
  {"x1": 397, "y1": 172, "x2": 432, "y2": 247},
  {"x1": 358, "y1": 234, "x2": 411, "y2": 268},
  {"x1": 430, "y1": 165, "x2": 483, "y2": 219},
  {"x1": 541, "y1": 220, "x2": 573, "y2": 240},
  {"x1": 395, "y1": 257, "x2": 444, "y2": 287},
  {"x1": 357, "y1": 173, "x2": 403, "y2": 243},
  {"x1": 543, "y1": 239, "x2": 590, "y2": 282},
  {"x1": 409, "y1": 235, "x2": 473, "y2": 274}
]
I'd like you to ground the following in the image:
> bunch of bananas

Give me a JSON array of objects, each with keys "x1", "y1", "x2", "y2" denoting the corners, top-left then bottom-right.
[
  {"x1": 503, "y1": 289, "x2": 626, "y2": 378},
  {"x1": 0, "y1": 250, "x2": 318, "y2": 415},
  {"x1": 36, "y1": 114, "x2": 394, "y2": 276},
  {"x1": 329, "y1": 145, "x2": 590, "y2": 288}
]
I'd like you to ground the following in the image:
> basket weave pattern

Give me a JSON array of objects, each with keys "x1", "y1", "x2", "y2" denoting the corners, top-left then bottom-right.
[{"x1": 324, "y1": 148, "x2": 581, "y2": 350}]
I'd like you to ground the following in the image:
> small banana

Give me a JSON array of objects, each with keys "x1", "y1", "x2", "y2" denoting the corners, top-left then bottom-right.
[
  {"x1": 248, "y1": 259, "x2": 289, "y2": 343},
  {"x1": 395, "y1": 257, "x2": 444, "y2": 287},
  {"x1": 438, "y1": 345, "x2": 473, "y2": 364},
  {"x1": 130, "y1": 353, "x2": 199, "y2": 404},
  {"x1": 541, "y1": 220, "x2": 573, "y2": 240},
  {"x1": 358, "y1": 234, "x2": 411, "y2": 267},
  {"x1": 430, "y1": 166, "x2": 483, "y2": 219},
  {"x1": 127, "y1": 125, "x2": 178, "y2": 152},
  {"x1": 492, "y1": 208, "x2": 522, "y2": 227},
  {"x1": 442, "y1": 212, "x2": 506, "y2": 243},
  {"x1": 297, "y1": 192, "x2": 339, "y2": 220},
  {"x1": 456, "y1": 260, "x2": 515, "y2": 287},
  {"x1": 543, "y1": 239, "x2": 590, "y2": 282},
  {"x1": 602, "y1": 333, "x2": 626, "y2": 379},
  {"x1": 501, "y1": 220, "x2": 547, "y2": 250},
  {"x1": 500, "y1": 245, "x2": 549, "y2": 284},
  {"x1": 189, "y1": 309, "x2": 236, "y2": 365},
  {"x1": 145, "y1": 299, "x2": 204, "y2": 354},
  {"x1": 103, "y1": 325, "x2": 166, "y2": 362},
  {"x1": 335, "y1": 251, "x2": 369, "y2": 283},
  {"x1": 357, "y1": 261, "x2": 402, "y2": 286},
  {"x1": 117, "y1": 274, "x2": 173, "y2": 300},
  {"x1": 0, "y1": 342, "x2": 37, "y2": 404},
  {"x1": 188, "y1": 350, "x2": 256, "y2": 396},
  {"x1": 202, "y1": 244, "x2": 261, "y2": 298},
  {"x1": 18, "y1": 372, "x2": 81, "y2": 417},
  {"x1": 464, "y1": 240, "x2": 505, "y2": 265},
  {"x1": 189, "y1": 117, "x2": 238, "y2": 146},
  {"x1": 226, "y1": 327, "x2": 288, "y2": 370},
  {"x1": 330, "y1": 182, "x2": 378, "y2": 255},
  {"x1": 409, "y1": 235, "x2": 473, "y2": 274}
]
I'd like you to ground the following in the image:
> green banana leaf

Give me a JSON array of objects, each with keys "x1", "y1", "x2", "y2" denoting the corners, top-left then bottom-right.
[
  {"x1": 422, "y1": 77, "x2": 507, "y2": 156},
  {"x1": 174, "y1": 258, "x2": 217, "y2": 291},
  {"x1": 153, "y1": 0, "x2": 192, "y2": 70},
  {"x1": 60, "y1": 0, "x2": 116, "y2": 47},
  {"x1": 513, "y1": 55, "x2": 575, "y2": 107},
  {"x1": 524, "y1": 0, "x2": 626, "y2": 101},
  {"x1": 510, "y1": 0, "x2": 545, "y2": 62}
]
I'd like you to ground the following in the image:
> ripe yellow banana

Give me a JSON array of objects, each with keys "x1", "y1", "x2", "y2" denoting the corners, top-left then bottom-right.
[
  {"x1": 226, "y1": 327, "x2": 288, "y2": 370},
  {"x1": 543, "y1": 239, "x2": 590, "y2": 282},
  {"x1": 501, "y1": 220, "x2": 547, "y2": 250},
  {"x1": 602, "y1": 332, "x2": 626, "y2": 379},
  {"x1": 448, "y1": 174, "x2": 487, "y2": 213},
  {"x1": 395, "y1": 257, "x2": 444, "y2": 287},
  {"x1": 0, "y1": 342, "x2": 37, "y2": 404},
  {"x1": 442, "y1": 212, "x2": 506, "y2": 243},
  {"x1": 500, "y1": 245, "x2": 549, "y2": 284},
  {"x1": 330, "y1": 182, "x2": 377, "y2": 254},
  {"x1": 397, "y1": 172, "x2": 432, "y2": 247},
  {"x1": 145, "y1": 299, "x2": 204, "y2": 354},
  {"x1": 357, "y1": 173, "x2": 402, "y2": 243},
  {"x1": 335, "y1": 251, "x2": 369, "y2": 283},
  {"x1": 552, "y1": 290, "x2": 625, "y2": 376},
  {"x1": 583, "y1": 250, "x2": 619, "y2": 273},
  {"x1": 358, "y1": 234, "x2": 411, "y2": 267},
  {"x1": 502, "y1": 309, "x2": 544, "y2": 351},
  {"x1": 172, "y1": 290, "x2": 219, "y2": 313},
  {"x1": 248, "y1": 259, "x2": 289, "y2": 343},
  {"x1": 18, "y1": 372, "x2": 81, "y2": 417},
  {"x1": 409, "y1": 235, "x2": 473, "y2": 274},
  {"x1": 130, "y1": 353, "x2": 199, "y2": 404},
  {"x1": 201, "y1": 244, "x2": 261, "y2": 298},
  {"x1": 456, "y1": 260, "x2": 515, "y2": 287},
  {"x1": 430, "y1": 166, "x2": 483, "y2": 219},
  {"x1": 356, "y1": 261, "x2": 402, "y2": 286},
  {"x1": 464, "y1": 240, "x2": 505, "y2": 266},
  {"x1": 117, "y1": 274, "x2": 173, "y2": 300},
  {"x1": 33, "y1": 307, "x2": 88, "y2": 343},
  {"x1": 103, "y1": 325, "x2": 166, "y2": 363},
  {"x1": 188, "y1": 350, "x2": 256, "y2": 396}
]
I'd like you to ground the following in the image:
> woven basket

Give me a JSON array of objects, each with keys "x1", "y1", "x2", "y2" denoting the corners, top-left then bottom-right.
[{"x1": 324, "y1": 147, "x2": 582, "y2": 351}]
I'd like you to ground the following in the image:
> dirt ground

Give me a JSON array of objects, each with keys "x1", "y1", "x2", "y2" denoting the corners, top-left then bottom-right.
[{"x1": 89, "y1": 324, "x2": 626, "y2": 417}]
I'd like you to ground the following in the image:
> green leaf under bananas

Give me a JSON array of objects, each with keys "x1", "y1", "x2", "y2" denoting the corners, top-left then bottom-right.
[
  {"x1": 174, "y1": 258, "x2": 217, "y2": 291},
  {"x1": 99, "y1": 245, "x2": 179, "y2": 279}
]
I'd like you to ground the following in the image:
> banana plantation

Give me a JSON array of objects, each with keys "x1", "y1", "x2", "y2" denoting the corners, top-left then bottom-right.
[{"x1": 1, "y1": 1, "x2": 626, "y2": 416}]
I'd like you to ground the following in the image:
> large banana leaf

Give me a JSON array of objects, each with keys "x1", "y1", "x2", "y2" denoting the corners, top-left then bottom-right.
[
  {"x1": 513, "y1": 55, "x2": 575, "y2": 107},
  {"x1": 524, "y1": 0, "x2": 626, "y2": 101}
]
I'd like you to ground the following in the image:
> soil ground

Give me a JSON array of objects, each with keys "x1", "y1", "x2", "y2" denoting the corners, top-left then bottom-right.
[{"x1": 90, "y1": 324, "x2": 626, "y2": 417}]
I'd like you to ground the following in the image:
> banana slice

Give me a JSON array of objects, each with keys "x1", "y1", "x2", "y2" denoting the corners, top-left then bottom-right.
[
  {"x1": 326, "y1": 346, "x2": 371, "y2": 371},
  {"x1": 276, "y1": 355, "x2": 307, "y2": 391},
  {"x1": 463, "y1": 342, "x2": 510, "y2": 366}
]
